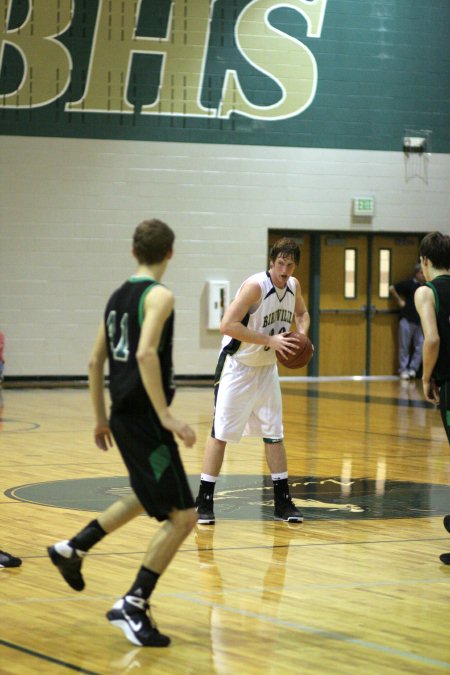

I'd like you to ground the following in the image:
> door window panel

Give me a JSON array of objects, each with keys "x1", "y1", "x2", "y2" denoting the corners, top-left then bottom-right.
[
  {"x1": 378, "y1": 248, "x2": 391, "y2": 298},
  {"x1": 344, "y1": 248, "x2": 357, "y2": 299}
]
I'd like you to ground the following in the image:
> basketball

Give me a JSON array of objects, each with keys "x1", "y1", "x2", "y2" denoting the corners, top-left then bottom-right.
[{"x1": 276, "y1": 332, "x2": 314, "y2": 369}]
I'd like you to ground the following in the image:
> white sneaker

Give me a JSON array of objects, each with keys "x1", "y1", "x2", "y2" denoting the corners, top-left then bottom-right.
[
  {"x1": 408, "y1": 369, "x2": 416, "y2": 379},
  {"x1": 399, "y1": 371, "x2": 409, "y2": 380}
]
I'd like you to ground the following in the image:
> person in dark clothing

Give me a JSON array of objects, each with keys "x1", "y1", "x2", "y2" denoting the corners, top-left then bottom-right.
[
  {"x1": 414, "y1": 231, "x2": 450, "y2": 565},
  {"x1": 390, "y1": 264, "x2": 425, "y2": 379},
  {"x1": 0, "y1": 331, "x2": 5, "y2": 386},
  {"x1": 48, "y1": 219, "x2": 197, "y2": 646}
]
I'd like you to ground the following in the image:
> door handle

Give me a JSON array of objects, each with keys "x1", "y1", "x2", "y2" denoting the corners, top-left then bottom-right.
[
  {"x1": 319, "y1": 308, "x2": 365, "y2": 315},
  {"x1": 361, "y1": 304, "x2": 377, "y2": 317}
]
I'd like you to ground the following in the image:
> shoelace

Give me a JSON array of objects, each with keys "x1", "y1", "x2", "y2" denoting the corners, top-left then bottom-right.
[{"x1": 125, "y1": 595, "x2": 149, "y2": 611}]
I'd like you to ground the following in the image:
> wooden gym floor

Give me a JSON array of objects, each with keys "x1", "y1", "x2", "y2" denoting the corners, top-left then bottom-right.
[{"x1": 0, "y1": 380, "x2": 449, "y2": 674}]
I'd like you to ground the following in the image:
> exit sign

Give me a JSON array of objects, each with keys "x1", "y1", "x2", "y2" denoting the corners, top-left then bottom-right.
[{"x1": 353, "y1": 197, "x2": 375, "y2": 216}]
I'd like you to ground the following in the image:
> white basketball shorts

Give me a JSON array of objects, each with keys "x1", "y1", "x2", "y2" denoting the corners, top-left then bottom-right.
[{"x1": 212, "y1": 355, "x2": 283, "y2": 443}]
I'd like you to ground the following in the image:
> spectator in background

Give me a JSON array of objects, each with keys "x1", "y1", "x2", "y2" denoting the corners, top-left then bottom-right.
[
  {"x1": 0, "y1": 352, "x2": 22, "y2": 568},
  {"x1": 390, "y1": 264, "x2": 425, "y2": 380},
  {"x1": 0, "y1": 331, "x2": 5, "y2": 386}
]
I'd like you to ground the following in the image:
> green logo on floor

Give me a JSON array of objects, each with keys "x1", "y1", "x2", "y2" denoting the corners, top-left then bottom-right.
[{"x1": 5, "y1": 475, "x2": 450, "y2": 521}]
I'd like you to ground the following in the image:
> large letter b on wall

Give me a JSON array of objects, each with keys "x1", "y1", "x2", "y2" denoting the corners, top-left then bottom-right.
[{"x1": 0, "y1": 0, "x2": 72, "y2": 108}]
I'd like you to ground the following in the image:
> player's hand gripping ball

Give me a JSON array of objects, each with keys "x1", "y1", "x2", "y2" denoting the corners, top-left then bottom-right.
[{"x1": 276, "y1": 332, "x2": 314, "y2": 369}]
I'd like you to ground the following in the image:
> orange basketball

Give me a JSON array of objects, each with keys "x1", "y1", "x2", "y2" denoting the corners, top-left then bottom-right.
[{"x1": 276, "y1": 332, "x2": 314, "y2": 369}]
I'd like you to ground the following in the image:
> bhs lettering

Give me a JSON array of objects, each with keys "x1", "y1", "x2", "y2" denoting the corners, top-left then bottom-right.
[{"x1": 0, "y1": 0, "x2": 328, "y2": 120}]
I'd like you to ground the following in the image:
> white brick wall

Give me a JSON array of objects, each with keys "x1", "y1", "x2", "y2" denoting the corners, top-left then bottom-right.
[{"x1": 1, "y1": 135, "x2": 449, "y2": 376}]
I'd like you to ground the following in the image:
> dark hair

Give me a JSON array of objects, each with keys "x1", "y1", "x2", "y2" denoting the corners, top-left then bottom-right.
[
  {"x1": 419, "y1": 232, "x2": 450, "y2": 270},
  {"x1": 269, "y1": 237, "x2": 300, "y2": 265},
  {"x1": 133, "y1": 219, "x2": 175, "y2": 264}
]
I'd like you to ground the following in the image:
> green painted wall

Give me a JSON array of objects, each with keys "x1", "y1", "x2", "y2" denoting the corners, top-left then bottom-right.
[{"x1": 1, "y1": 0, "x2": 449, "y2": 150}]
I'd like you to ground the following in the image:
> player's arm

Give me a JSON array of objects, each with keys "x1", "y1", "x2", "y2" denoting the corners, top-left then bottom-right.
[
  {"x1": 88, "y1": 322, "x2": 114, "y2": 450},
  {"x1": 414, "y1": 285, "x2": 440, "y2": 404},
  {"x1": 137, "y1": 286, "x2": 196, "y2": 447},
  {"x1": 220, "y1": 281, "x2": 300, "y2": 358},
  {"x1": 292, "y1": 277, "x2": 310, "y2": 335}
]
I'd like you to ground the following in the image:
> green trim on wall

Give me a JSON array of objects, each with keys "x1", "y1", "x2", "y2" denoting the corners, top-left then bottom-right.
[{"x1": 1, "y1": 0, "x2": 449, "y2": 151}]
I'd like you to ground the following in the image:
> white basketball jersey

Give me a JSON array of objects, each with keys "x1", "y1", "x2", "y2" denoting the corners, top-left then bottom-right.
[{"x1": 221, "y1": 271, "x2": 296, "y2": 367}]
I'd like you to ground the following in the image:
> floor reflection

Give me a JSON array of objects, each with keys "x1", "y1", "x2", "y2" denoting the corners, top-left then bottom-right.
[{"x1": 194, "y1": 522, "x2": 302, "y2": 672}]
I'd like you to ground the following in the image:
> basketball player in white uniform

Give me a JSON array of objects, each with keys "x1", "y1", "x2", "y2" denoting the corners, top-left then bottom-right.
[{"x1": 196, "y1": 238, "x2": 310, "y2": 524}]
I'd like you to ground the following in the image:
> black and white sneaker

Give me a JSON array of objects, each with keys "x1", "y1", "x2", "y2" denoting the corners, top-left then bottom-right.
[
  {"x1": 195, "y1": 496, "x2": 215, "y2": 525},
  {"x1": 0, "y1": 550, "x2": 22, "y2": 568},
  {"x1": 274, "y1": 498, "x2": 304, "y2": 523},
  {"x1": 106, "y1": 595, "x2": 171, "y2": 647},
  {"x1": 47, "y1": 540, "x2": 86, "y2": 591},
  {"x1": 440, "y1": 516, "x2": 450, "y2": 564}
]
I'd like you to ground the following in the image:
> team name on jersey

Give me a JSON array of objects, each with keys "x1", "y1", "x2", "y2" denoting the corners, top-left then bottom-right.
[{"x1": 262, "y1": 309, "x2": 294, "y2": 328}]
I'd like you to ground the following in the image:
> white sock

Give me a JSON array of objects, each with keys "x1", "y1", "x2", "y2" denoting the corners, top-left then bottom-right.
[
  {"x1": 201, "y1": 474, "x2": 217, "y2": 483},
  {"x1": 54, "y1": 540, "x2": 87, "y2": 558},
  {"x1": 271, "y1": 471, "x2": 288, "y2": 482}
]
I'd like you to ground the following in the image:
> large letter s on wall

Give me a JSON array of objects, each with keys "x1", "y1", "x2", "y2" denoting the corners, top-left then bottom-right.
[{"x1": 218, "y1": 0, "x2": 328, "y2": 121}]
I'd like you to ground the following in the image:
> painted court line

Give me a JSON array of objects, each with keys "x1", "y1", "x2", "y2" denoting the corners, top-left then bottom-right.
[
  {"x1": 174, "y1": 593, "x2": 450, "y2": 670},
  {"x1": 222, "y1": 575, "x2": 450, "y2": 595},
  {"x1": 0, "y1": 638, "x2": 100, "y2": 674}
]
